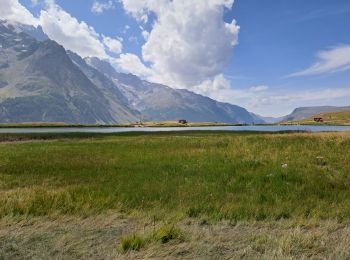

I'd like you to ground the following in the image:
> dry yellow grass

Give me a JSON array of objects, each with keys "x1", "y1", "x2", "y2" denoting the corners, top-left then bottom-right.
[{"x1": 1, "y1": 215, "x2": 350, "y2": 259}]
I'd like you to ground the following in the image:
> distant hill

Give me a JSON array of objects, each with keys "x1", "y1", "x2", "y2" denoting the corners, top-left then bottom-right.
[
  {"x1": 281, "y1": 106, "x2": 350, "y2": 122},
  {"x1": 282, "y1": 110, "x2": 350, "y2": 125},
  {"x1": 250, "y1": 113, "x2": 283, "y2": 124}
]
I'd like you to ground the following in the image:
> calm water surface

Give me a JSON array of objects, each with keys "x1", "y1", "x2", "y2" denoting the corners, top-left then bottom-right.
[{"x1": 0, "y1": 125, "x2": 350, "y2": 133}]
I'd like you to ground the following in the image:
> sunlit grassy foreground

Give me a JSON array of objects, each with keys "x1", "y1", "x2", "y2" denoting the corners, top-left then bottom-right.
[{"x1": 1, "y1": 131, "x2": 349, "y2": 222}]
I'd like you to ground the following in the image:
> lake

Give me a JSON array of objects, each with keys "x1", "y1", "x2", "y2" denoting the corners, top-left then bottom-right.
[{"x1": 0, "y1": 125, "x2": 350, "y2": 134}]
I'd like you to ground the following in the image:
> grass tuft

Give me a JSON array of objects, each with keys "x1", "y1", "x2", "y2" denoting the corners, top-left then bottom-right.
[
  {"x1": 118, "y1": 224, "x2": 184, "y2": 253},
  {"x1": 119, "y1": 234, "x2": 145, "y2": 253},
  {"x1": 153, "y1": 224, "x2": 184, "y2": 244}
]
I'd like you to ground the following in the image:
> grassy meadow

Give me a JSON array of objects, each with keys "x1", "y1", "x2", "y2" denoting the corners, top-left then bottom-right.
[{"x1": 1, "y1": 131, "x2": 350, "y2": 258}]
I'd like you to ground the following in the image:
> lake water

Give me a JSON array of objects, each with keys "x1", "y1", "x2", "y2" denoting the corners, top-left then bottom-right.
[{"x1": 0, "y1": 125, "x2": 350, "y2": 134}]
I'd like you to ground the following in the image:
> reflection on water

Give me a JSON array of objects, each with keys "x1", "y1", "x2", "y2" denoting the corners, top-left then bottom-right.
[{"x1": 0, "y1": 125, "x2": 350, "y2": 134}]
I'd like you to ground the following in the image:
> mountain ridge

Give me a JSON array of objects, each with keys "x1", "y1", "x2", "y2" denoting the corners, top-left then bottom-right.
[
  {"x1": 0, "y1": 20, "x2": 137, "y2": 124},
  {"x1": 85, "y1": 57, "x2": 263, "y2": 124},
  {"x1": 0, "y1": 20, "x2": 264, "y2": 124}
]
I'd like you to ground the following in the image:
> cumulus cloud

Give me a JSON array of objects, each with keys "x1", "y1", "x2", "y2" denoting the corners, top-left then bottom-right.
[
  {"x1": 289, "y1": 44, "x2": 350, "y2": 77},
  {"x1": 192, "y1": 74, "x2": 231, "y2": 95},
  {"x1": 103, "y1": 36, "x2": 123, "y2": 54},
  {"x1": 114, "y1": 53, "x2": 152, "y2": 77},
  {"x1": 120, "y1": 0, "x2": 168, "y2": 22},
  {"x1": 119, "y1": 0, "x2": 239, "y2": 89},
  {"x1": 91, "y1": 0, "x2": 115, "y2": 14},
  {"x1": 39, "y1": 1, "x2": 108, "y2": 58},
  {"x1": 0, "y1": 0, "x2": 39, "y2": 26}
]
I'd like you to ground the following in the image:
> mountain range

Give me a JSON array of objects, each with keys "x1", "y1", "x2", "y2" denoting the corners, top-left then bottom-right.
[
  {"x1": 0, "y1": 20, "x2": 264, "y2": 124},
  {"x1": 0, "y1": 20, "x2": 348, "y2": 125}
]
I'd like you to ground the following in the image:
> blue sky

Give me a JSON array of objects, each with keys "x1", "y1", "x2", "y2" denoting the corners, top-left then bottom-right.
[{"x1": 2, "y1": 0, "x2": 350, "y2": 116}]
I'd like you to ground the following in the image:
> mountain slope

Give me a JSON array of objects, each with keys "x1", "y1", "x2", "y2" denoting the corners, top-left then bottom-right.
[
  {"x1": 67, "y1": 51, "x2": 139, "y2": 123},
  {"x1": 282, "y1": 106, "x2": 350, "y2": 122},
  {"x1": 282, "y1": 110, "x2": 350, "y2": 125},
  {"x1": 0, "y1": 21, "x2": 137, "y2": 124},
  {"x1": 86, "y1": 57, "x2": 262, "y2": 124}
]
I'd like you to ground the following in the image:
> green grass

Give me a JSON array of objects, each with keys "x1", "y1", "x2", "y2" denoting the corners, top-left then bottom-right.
[
  {"x1": 119, "y1": 224, "x2": 184, "y2": 253},
  {"x1": 120, "y1": 234, "x2": 146, "y2": 252},
  {"x1": 0, "y1": 131, "x2": 350, "y2": 222}
]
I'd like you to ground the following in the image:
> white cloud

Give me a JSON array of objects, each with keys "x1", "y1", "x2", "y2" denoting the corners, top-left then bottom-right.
[
  {"x1": 114, "y1": 53, "x2": 152, "y2": 77},
  {"x1": 195, "y1": 79, "x2": 350, "y2": 117},
  {"x1": 91, "y1": 0, "x2": 115, "y2": 14},
  {"x1": 141, "y1": 30, "x2": 149, "y2": 40},
  {"x1": 246, "y1": 87, "x2": 350, "y2": 116},
  {"x1": 103, "y1": 36, "x2": 123, "y2": 54},
  {"x1": 119, "y1": 0, "x2": 239, "y2": 89},
  {"x1": 39, "y1": 1, "x2": 108, "y2": 58},
  {"x1": 249, "y1": 85, "x2": 269, "y2": 92},
  {"x1": 192, "y1": 74, "x2": 231, "y2": 95},
  {"x1": 120, "y1": 0, "x2": 169, "y2": 22},
  {"x1": 0, "y1": 0, "x2": 39, "y2": 26},
  {"x1": 289, "y1": 44, "x2": 350, "y2": 77}
]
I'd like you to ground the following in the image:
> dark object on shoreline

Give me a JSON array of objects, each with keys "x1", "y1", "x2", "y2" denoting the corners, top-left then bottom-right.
[
  {"x1": 178, "y1": 119, "x2": 188, "y2": 124},
  {"x1": 314, "y1": 117, "x2": 324, "y2": 123}
]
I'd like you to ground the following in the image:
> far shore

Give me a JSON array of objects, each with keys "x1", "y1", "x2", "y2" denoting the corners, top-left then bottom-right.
[
  {"x1": 1, "y1": 121, "x2": 350, "y2": 128},
  {"x1": 0, "y1": 121, "x2": 253, "y2": 128}
]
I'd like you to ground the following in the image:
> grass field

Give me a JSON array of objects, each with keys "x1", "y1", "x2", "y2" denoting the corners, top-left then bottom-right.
[
  {"x1": 1, "y1": 131, "x2": 350, "y2": 258},
  {"x1": 282, "y1": 110, "x2": 350, "y2": 126}
]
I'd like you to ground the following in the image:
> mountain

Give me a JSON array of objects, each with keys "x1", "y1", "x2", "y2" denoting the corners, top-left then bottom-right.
[
  {"x1": 0, "y1": 20, "x2": 138, "y2": 124},
  {"x1": 85, "y1": 57, "x2": 262, "y2": 124},
  {"x1": 282, "y1": 106, "x2": 350, "y2": 122},
  {"x1": 67, "y1": 51, "x2": 139, "y2": 123},
  {"x1": 0, "y1": 19, "x2": 263, "y2": 124}
]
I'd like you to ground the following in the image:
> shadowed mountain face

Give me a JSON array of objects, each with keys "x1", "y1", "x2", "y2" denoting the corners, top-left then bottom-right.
[
  {"x1": 0, "y1": 21, "x2": 138, "y2": 124},
  {"x1": 85, "y1": 57, "x2": 261, "y2": 124}
]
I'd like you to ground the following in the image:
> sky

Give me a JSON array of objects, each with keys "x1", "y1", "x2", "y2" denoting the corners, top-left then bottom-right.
[{"x1": 1, "y1": 0, "x2": 350, "y2": 117}]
